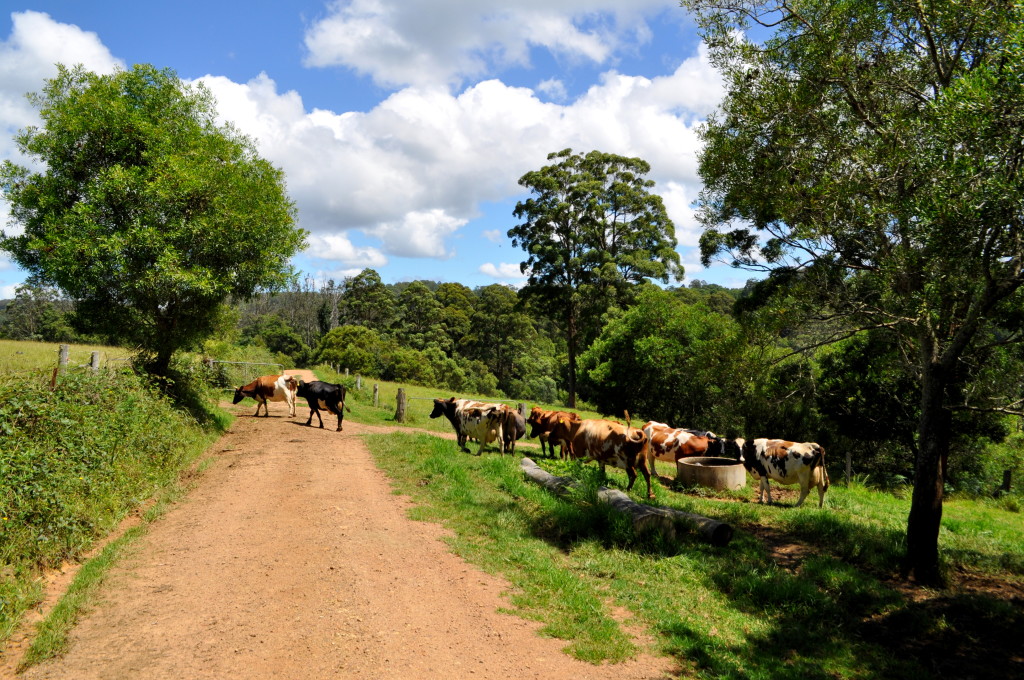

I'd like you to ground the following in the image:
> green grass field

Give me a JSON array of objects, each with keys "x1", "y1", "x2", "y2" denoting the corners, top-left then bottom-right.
[{"x1": 0, "y1": 339, "x2": 133, "y2": 376}]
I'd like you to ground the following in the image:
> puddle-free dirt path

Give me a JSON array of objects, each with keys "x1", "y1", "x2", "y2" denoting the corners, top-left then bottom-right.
[{"x1": 11, "y1": 371, "x2": 673, "y2": 679}]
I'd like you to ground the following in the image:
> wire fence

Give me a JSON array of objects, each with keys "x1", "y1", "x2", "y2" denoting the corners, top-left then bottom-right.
[{"x1": 205, "y1": 361, "x2": 285, "y2": 389}]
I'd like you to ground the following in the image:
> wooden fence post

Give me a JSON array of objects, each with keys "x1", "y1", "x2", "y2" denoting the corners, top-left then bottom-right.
[
  {"x1": 90, "y1": 351, "x2": 100, "y2": 373},
  {"x1": 517, "y1": 403, "x2": 527, "y2": 418},
  {"x1": 373, "y1": 383, "x2": 379, "y2": 408},
  {"x1": 58, "y1": 344, "x2": 69, "y2": 370},
  {"x1": 395, "y1": 388, "x2": 407, "y2": 423},
  {"x1": 356, "y1": 374, "x2": 362, "y2": 390}
]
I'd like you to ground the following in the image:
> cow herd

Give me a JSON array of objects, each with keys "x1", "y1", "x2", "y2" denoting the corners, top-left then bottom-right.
[{"x1": 231, "y1": 377, "x2": 829, "y2": 508}]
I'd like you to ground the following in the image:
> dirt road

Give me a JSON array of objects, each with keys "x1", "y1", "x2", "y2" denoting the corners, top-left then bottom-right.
[{"x1": 9, "y1": 372, "x2": 673, "y2": 679}]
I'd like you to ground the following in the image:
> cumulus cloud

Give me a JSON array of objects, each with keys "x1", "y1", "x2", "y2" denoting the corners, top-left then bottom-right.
[
  {"x1": 536, "y1": 78, "x2": 568, "y2": 101},
  {"x1": 197, "y1": 45, "x2": 721, "y2": 265},
  {"x1": 0, "y1": 9, "x2": 726, "y2": 285},
  {"x1": 481, "y1": 230, "x2": 504, "y2": 244},
  {"x1": 0, "y1": 11, "x2": 123, "y2": 162},
  {"x1": 480, "y1": 262, "x2": 528, "y2": 279},
  {"x1": 303, "y1": 0, "x2": 677, "y2": 89}
]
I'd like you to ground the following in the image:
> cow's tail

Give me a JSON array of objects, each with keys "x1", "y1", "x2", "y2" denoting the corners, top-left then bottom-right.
[
  {"x1": 623, "y1": 410, "x2": 646, "y2": 445},
  {"x1": 810, "y1": 444, "x2": 829, "y2": 489}
]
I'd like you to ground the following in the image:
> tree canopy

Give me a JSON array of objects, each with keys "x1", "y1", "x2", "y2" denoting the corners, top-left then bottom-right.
[
  {"x1": 685, "y1": 0, "x2": 1024, "y2": 583},
  {"x1": 509, "y1": 148, "x2": 682, "y2": 406},
  {"x1": 0, "y1": 64, "x2": 305, "y2": 375}
]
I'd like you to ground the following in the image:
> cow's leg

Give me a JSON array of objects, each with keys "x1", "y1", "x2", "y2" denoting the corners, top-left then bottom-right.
[
  {"x1": 640, "y1": 465, "x2": 654, "y2": 499},
  {"x1": 794, "y1": 484, "x2": 810, "y2": 507},
  {"x1": 625, "y1": 466, "x2": 637, "y2": 491},
  {"x1": 286, "y1": 392, "x2": 295, "y2": 417},
  {"x1": 334, "y1": 400, "x2": 343, "y2": 431}
]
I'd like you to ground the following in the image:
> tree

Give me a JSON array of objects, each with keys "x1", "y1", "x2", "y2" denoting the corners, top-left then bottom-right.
[
  {"x1": 339, "y1": 269, "x2": 395, "y2": 332},
  {"x1": 0, "y1": 283, "x2": 75, "y2": 341},
  {"x1": 395, "y1": 281, "x2": 447, "y2": 351},
  {"x1": 0, "y1": 64, "x2": 304, "y2": 375},
  {"x1": 685, "y1": 0, "x2": 1024, "y2": 583},
  {"x1": 578, "y1": 285, "x2": 749, "y2": 430},
  {"x1": 509, "y1": 149, "x2": 682, "y2": 406}
]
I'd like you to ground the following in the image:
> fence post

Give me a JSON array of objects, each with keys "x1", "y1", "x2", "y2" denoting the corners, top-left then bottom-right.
[
  {"x1": 345, "y1": 368, "x2": 350, "y2": 377},
  {"x1": 395, "y1": 388, "x2": 407, "y2": 423},
  {"x1": 517, "y1": 402, "x2": 527, "y2": 418},
  {"x1": 356, "y1": 374, "x2": 362, "y2": 390},
  {"x1": 90, "y1": 351, "x2": 100, "y2": 373},
  {"x1": 58, "y1": 344, "x2": 69, "y2": 371},
  {"x1": 373, "y1": 383, "x2": 379, "y2": 408}
]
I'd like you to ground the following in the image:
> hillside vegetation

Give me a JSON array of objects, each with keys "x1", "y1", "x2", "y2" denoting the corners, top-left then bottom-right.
[{"x1": 0, "y1": 352, "x2": 225, "y2": 645}]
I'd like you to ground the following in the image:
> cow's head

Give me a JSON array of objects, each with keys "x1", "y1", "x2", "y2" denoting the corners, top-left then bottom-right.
[
  {"x1": 429, "y1": 397, "x2": 456, "y2": 419},
  {"x1": 232, "y1": 386, "x2": 246, "y2": 404}
]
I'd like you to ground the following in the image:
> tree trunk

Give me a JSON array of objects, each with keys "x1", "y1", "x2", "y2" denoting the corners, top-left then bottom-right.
[
  {"x1": 903, "y1": 360, "x2": 951, "y2": 585},
  {"x1": 566, "y1": 307, "x2": 578, "y2": 408}
]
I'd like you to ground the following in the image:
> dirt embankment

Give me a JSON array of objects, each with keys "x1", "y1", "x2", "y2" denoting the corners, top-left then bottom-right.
[{"x1": 4, "y1": 371, "x2": 673, "y2": 679}]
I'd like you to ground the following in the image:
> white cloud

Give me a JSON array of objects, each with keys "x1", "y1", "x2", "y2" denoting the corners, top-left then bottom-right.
[
  {"x1": 480, "y1": 262, "x2": 528, "y2": 279},
  {"x1": 481, "y1": 229, "x2": 504, "y2": 243},
  {"x1": 0, "y1": 283, "x2": 19, "y2": 298},
  {"x1": 305, "y1": 234, "x2": 388, "y2": 267},
  {"x1": 303, "y1": 0, "x2": 677, "y2": 89},
  {"x1": 197, "y1": 46, "x2": 721, "y2": 265},
  {"x1": 0, "y1": 10, "x2": 725, "y2": 282},
  {"x1": 0, "y1": 12, "x2": 123, "y2": 162},
  {"x1": 537, "y1": 78, "x2": 568, "y2": 101}
]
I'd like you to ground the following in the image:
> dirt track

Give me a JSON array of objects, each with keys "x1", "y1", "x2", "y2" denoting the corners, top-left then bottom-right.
[{"x1": 6, "y1": 371, "x2": 673, "y2": 679}]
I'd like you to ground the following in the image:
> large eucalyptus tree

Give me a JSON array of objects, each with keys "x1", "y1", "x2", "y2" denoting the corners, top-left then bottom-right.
[{"x1": 509, "y1": 149, "x2": 681, "y2": 406}]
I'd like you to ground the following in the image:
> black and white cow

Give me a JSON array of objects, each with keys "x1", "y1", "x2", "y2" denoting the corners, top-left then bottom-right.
[
  {"x1": 296, "y1": 380, "x2": 349, "y2": 432},
  {"x1": 737, "y1": 438, "x2": 830, "y2": 507}
]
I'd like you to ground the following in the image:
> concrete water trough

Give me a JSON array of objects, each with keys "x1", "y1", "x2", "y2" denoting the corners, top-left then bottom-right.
[{"x1": 677, "y1": 457, "x2": 746, "y2": 491}]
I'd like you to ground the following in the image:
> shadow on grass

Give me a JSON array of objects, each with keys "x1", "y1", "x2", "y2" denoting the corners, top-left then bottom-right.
[{"x1": 369, "y1": 432, "x2": 1023, "y2": 679}]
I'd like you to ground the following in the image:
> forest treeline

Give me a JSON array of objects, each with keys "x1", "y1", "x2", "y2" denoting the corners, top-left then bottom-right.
[{"x1": 2, "y1": 270, "x2": 1020, "y2": 497}]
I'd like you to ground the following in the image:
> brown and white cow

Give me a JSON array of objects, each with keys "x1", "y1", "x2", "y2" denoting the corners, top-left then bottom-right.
[
  {"x1": 232, "y1": 374, "x2": 298, "y2": 417},
  {"x1": 738, "y1": 438, "x2": 830, "y2": 508},
  {"x1": 526, "y1": 407, "x2": 582, "y2": 459},
  {"x1": 430, "y1": 398, "x2": 506, "y2": 455},
  {"x1": 643, "y1": 422, "x2": 743, "y2": 478},
  {"x1": 548, "y1": 414, "x2": 653, "y2": 498}
]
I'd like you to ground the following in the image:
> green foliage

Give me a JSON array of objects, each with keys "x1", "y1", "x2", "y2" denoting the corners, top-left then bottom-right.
[
  {"x1": 239, "y1": 314, "x2": 311, "y2": 367},
  {"x1": 579, "y1": 286, "x2": 749, "y2": 429},
  {"x1": 0, "y1": 367, "x2": 219, "y2": 643},
  {"x1": 686, "y1": 0, "x2": 1024, "y2": 583},
  {"x1": 0, "y1": 284, "x2": 77, "y2": 342},
  {"x1": 0, "y1": 64, "x2": 305, "y2": 375}
]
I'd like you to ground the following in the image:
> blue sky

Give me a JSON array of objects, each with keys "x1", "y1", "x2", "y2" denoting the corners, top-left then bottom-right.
[{"x1": 0, "y1": 1, "x2": 755, "y2": 298}]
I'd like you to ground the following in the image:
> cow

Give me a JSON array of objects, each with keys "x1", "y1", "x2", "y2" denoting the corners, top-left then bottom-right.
[
  {"x1": 526, "y1": 407, "x2": 582, "y2": 459},
  {"x1": 643, "y1": 422, "x2": 744, "y2": 478},
  {"x1": 548, "y1": 413, "x2": 653, "y2": 498},
  {"x1": 296, "y1": 380, "x2": 349, "y2": 431},
  {"x1": 429, "y1": 398, "x2": 506, "y2": 455},
  {"x1": 500, "y1": 406, "x2": 527, "y2": 455},
  {"x1": 232, "y1": 374, "x2": 298, "y2": 418},
  {"x1": 737, "y1": 438, "x2": 830, "y2": 508}
]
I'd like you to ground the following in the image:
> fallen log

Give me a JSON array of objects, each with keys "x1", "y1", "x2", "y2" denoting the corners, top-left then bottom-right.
[{"x1": 521, "y1": 457, "x2": 733, "y2": 546}]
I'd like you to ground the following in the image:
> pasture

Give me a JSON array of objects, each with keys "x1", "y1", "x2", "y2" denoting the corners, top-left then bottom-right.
[{"x1": 367, "y1": 432, "x2": 1024, "y2": 679}]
